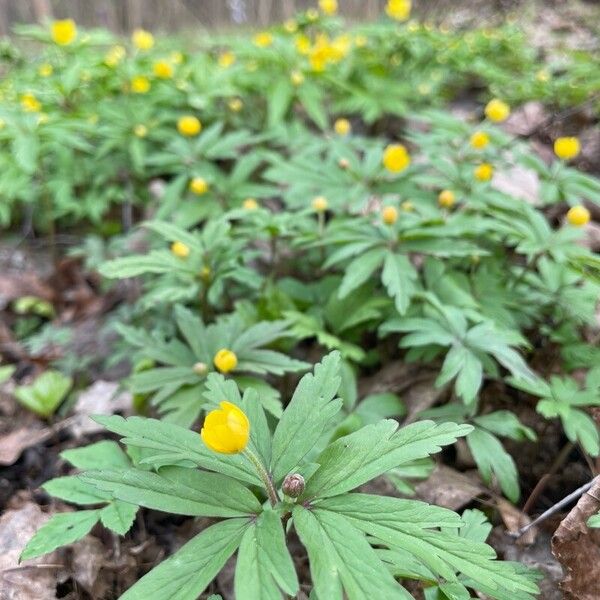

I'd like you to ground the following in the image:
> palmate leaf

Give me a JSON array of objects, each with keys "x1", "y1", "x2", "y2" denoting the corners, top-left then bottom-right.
[
  {"x1": 293, "y1": 505, "x2": 412, "y2": 600},
  {"x1": 338, "y1": 247, "x2": 386, "y2": 299},
  {"x1": 320, "y1": 496, "x2": 539, "y2": 600},
  {"x1": 99, "y1": 500, "x2": 138, "y2": 535},
  {"x1": 235, "y1": 509, "x2": 299, "y2": 600},
  {"x1": 381, "y1": 251, "x2": 418, "y2": 315},
  {"x1": 302, "y1": 419, "x2": 472, "y2": 500},
  {"x1": 270, "y1": 352, "x2": 343, "y2": 483},
  {"x1": 82, "y1": 466, "x2": 262, "y2": 518},
  {"x1": 93, "y1": 415, "x2": 262, "y2": 486},
  {"x1": 99, "y1": 250, "x2": 196, "y2": 278},
  {"x1": 120, "y1": 518, "x2": 249, "y2": 600}
]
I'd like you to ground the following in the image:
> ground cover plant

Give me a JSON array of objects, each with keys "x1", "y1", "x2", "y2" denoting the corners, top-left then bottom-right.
[{"x1": 1, "y1": 1, "x2": 600, "y2": 598}]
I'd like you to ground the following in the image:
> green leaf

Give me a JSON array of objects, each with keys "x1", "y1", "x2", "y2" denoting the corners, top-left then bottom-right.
[
  {"x1": 43, "y1": 476, "x2": 112, "y2": 505},
  {"x1": 120, "y1": 518, "x2": 249, "y2": 600},
  {"x1": 303, "y1": 420, "x2": 472, "y2": 499},
  {"x1": 82, "y1": 466, "x2": 262, "y2": 517},
  {"x1": 99, "y1": 501, "x2": 138, "y2": 535},
  {"x1": 381, "y1": 252, "x2": 417, "y2": 314},
  {"x1": 14, "y1": 370, "x2": 72, "y2": 418},
  {"x1": 338, "y1": 248, "x2": 385, "y2": 299},
  {"x1": 93, "y1": 415, "x2": 261, "y2": 486},
  {"x1": 293, "y1": 505, "x2": 412, "y2": 600},
  {"x1": 21, "y1": 510, "x2": 100, "y2": 560},
  {"x1": 268, "y1": 79, "x2": 294, "y2": 127},
  {"x1": 467, "y1": 428, "x2": 520, "y2": 502},
  {"x1": 271, "y1": 352, "x2": 343, "y2": 483},
  {"x1": 235, "y1": 509, "x2": 299, "y2": 599},
  {"x1": 61, "y1": 440, "x2": 131, "y2": 470}
]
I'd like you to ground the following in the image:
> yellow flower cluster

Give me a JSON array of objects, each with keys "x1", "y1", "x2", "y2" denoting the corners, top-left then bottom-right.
[
  {"x1": 131, "y1": 75, "x2": 151, "y2": 94},
  {"x1": 307, "y1": 34, "x2": 350, "y2": 72},
  {"x1": 253, "y1": 32, "x2": 273, "y2": 48},
  {"x1": 474, "y1": 163, "x2": 494, "y2": 182},
  {"x1": 132, "y1": 29, "x2": 154, "y2": 51},
  {"x1": 319, "y1": 0, "x2": 338, "y2": 15},
  {"x1": 218, "y1": 51, "x2": 236, "y2": 68},
  {"x1": 153, "y1": 60, "x2": 174, "y2": 79},
  {"x1": 105, "y1": 45, "x2": 126, "y2": 67},
  {"x1": 21, "y1": 93, "x2": 41, "y2": 112},
  {"x1": 383, "y1": 144, "x2": 411, "y2": 173},
  {"x1": 177, "y1": 115, "x2": 202, "y2": 137},
  {"x1": 470, "y1": 131, "x2": 489, "y2": 150}
]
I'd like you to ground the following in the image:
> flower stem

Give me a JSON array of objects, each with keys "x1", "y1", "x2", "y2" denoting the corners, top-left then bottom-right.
[{"x1": 243, "y1": 448, "x2": 279, "y2": 507}]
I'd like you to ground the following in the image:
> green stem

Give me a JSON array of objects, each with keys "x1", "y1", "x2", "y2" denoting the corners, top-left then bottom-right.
[{"x1": 244, "y1": 448, "x2": 279, "y2": 507}]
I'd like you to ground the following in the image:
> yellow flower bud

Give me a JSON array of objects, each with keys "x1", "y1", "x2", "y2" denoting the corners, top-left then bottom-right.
[
  {"x1": 382, "y1": 144, "x2": 411, "y2": 173},
  {"x1": 306, "y1": 8, "x2": 319, "y2": 21},
  {"x1": 284, "y1": 19, "x2": 298, "y2": 33},
  {"x1": 171, "y1": 241, "x2": 190, "y2": 258},
  {"x1": 319, "y1": 0, "x2": 338, "y2": 15},
  {"x1": 51, "y1": 19, "x2": 77, "y2": 46},
  {"x1": 312, "y1": 196, "x2": 328, "y2": 212},
  {"x1": 153, "y1": 60, "x2": 174, "y2": 79},
  {"x1": 21, "y1": 93, "x2": 41, "y2": 113},
  {"x1": 382, "y1": 206, "x2": 398, "y2": 225},
  {"x1": 134, "y1": 124, "x2": 148, "y2": 138},
  {"x1": 214, "y1": 349, "x2": 238, "y2": 374},
  {"x1": 104, "y1": 45, "x2": 126, "y2": 67},
  {"x1": 170, "y1": 51, "x2": 184, "y2": 64},
  {"x1": 470, "y1": 131, "x2": 489, "y2": 150},
  {"x1": 554, "y1": 137, "x2": 580, "y2": 161},
  {"x1": 290, "y1": 70, "x2": 305, "y2": 85},
  {"x1": 132, "y1": 29, "x2": 154, "y2": 51},
  {"x1": 401, "y1": 200, "x2": 414, "y2": 212},
  {"x1": 131, "y1": 75, "x2": 151, "y2": 94},
  {"x1": 228, "y1": 98, "x2": 243, "y2": 112},
  {"x1": 566, "y1": 205, "x2": 590, "y2": 227},
  {"x1": 536, "y1": 69, "x2": 550, "y2": 83},
  {"x1": 189, "y1": 177, "x2": 209, "y2": 195},
  {"x1": 193, "y1": 362, "x2": 208, "y2": 375},
  {"x1": 201, "y1": 401, "x2": 249, "y2": 454},
  {"x1": 334, "y1": 118, "x2": 351, "y2": 136},
  {"x1": 177, "y1": 115, "x2": 202, "y2": 136},
  {"x1": 218, "y1": 51, "x2": 236, "y2": 68},
  {"x1": 253, "y1": 32, "x2": 273, "y2": 48},
  {"x1": 338, "y1": 158, "x2": 350, "y2": 169},
  {"x1": 38, "y1": 63, "x2": 53, "y2": 77},
  {"x1": 438, "y1": 190, "x2": 455, "y2": 208},
  {"x1": 474, "y1": 163, "x2": 494, "y2": 182},
  {"x1": 484, "y1": 98, "x2": 510, "y2": 122},
  {"x1": 243, "y1": 198, "x2": 259, "y2": 210},
  {"x1": 295, "y1": 35, "x2": 311, "y2": 55},
  {"x1": 354, "y1": 35, "x2": 368, "y2": 48},
  {"x1": 386, "y1": 0, "x2": 412, "y2": 21}
]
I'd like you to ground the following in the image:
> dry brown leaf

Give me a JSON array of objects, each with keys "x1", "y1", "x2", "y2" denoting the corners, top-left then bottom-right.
[
  {"x1": 69, "y1": 381, "x2": 131, "y2": 438},
  {"x1": 504, "y1": 101, "x2": 548, "y2": 136},
  {"x1": 70, "y1": 536, "x2": 106, "y2": 596},
  {"x1": 0, "y1": 427, "x2": 52, "y2": 466},
  {"x1": 0, "y1": 502, "x2": 61, "y2": 600},
  {"x1": 551, "y1": 478, "x2": 600, "y2": 599},
  {"x1": 415, "y1": 465, "x2": 482, "y2": 511},
  {"x1": 492, "y1": 166, "x2": 540, "y2": 206},
  {"x1": 497, "y1": 498, "x2": 536, "y2": 545}
]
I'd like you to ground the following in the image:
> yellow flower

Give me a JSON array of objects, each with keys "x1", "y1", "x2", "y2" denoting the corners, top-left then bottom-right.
[
  {"x1": 401, "y1": 200, "x2": 414, "y2": 212},
  {"x1": 177, "y1": 115, "x2": 202, "y2": 136},
  {"x1": 134, "y1": 124, "x2": 148, "y2": 138},
  {"x1": 566, "y1": 205, "x2": 590, "y2": 227},
  {"x1": 153, "y1": 60, "x2": 173, "y2": 79},
  {"x1": 334, "y1": 118, "x2": 351, "y2": 136},
  {"x1": 214, "y1": 349, "x2": 238, "y2": 374},
  {"x1": 189, "y1": 177, "x2": 209, "y2": 195},
  {"x1": 438, "y1": 190, "x2": 455, "y2": 208},
  {"x1": 382, "y1": 206, "x2": 398, "y2": 225},
  {"x1": 386, "y1": 0, "x2": 411, "y2": 21},
  {"x1": 170, "y1": 51, "x2": 184, "y2": 64},
  {"x1": 319, "y1": 0, "x2": 338, "y2": 15},
  {"x1": 171, "y1": 241, "x2": 190, "y2": 258},
  {"x1": 290, "y1": 70, "x2": 305, "y2": 85},
  {"x1": 21, "y1": 93, "x2": 41, "y2": 113},
  {"x1": 354, "y1": 34, "x2": 368, "y2": 48},
  {"x1": 51, "y1": 19, "x2": 77, "y2": 45},
  {"x1": 201, "y1": 401, "x2": 249, "y2": 454},
  {"x1": 38, "y1": 63, "x2": 53, "y2": 77},
  {"x1": 536, "y1": 69, "x2": 550, "y2": 83},
  {"x1": 131, "y1": 76, "x2": 151, "y2": 94},
  {"x1": 228, "y1": 98, "x2": 243, "y2": 112},
  {"x1": 284, "y1": 19, "x2": 298, "y2": 33},
  {"x1": 306, "y1": 8, "x2": 319, "y2": 21},
  {"x1": 253, "y1": 32, "x2": 273, "y2": 48},
  {"x1": 474, "y1": 163, "x2": 494, "y2": 182},
  {"x1": 132, "y1": 29, "x2": 154, "y2": 51},
  {"x1": 554, "y1": 137, "x2": 580, "y2": 161},
  {"x1": 470, "y1": 131, "x2": 489, "y2": 150},
  {"x1": 295, "y1": 35, "x2": 311, "y2": 55},
  {"x1": 218, "y1": 51, "x2": 236, "y2": 68},
  {"x1": 312, "y1": 196, "x2": 328, "y2": 212},
  {"x1": 104, "y1": 45, "x2": 126, "y2": 67},
  {"x1": 484, "y1": 99, "x2": 510, "y2": 122},
  {"x1": 243, "y1": 198, "x2": 259, "y2": 210},
  {"x1": 383, "y1": 144, "x2": 411, "y2": 173}
]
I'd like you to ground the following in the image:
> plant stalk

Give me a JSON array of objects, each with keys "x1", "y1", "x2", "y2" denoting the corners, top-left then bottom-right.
[{"x1": 244, "y1": 448, "x2": 279, "y2": 507}]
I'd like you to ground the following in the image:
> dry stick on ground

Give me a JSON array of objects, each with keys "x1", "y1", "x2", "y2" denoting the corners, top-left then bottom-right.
[{"x1": 510, "y1": 475, "x2": 600, "y2": 539}]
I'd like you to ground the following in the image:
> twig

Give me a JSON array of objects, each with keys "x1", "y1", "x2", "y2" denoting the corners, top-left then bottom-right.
[{"x1": 510, "y1": 476, "x2": 600, "y2": 539}]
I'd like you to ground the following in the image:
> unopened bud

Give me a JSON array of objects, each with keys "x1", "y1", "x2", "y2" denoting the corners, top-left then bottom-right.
[
  {"x1": 282, "y1": 473, "x2": 305, "y2": 498},
  {"x1": 193, "y1": 362, "x2": 208, "y2": 375},
  {"x1": 338, "y1": 158, "x2": 349, "y2": 169}
]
